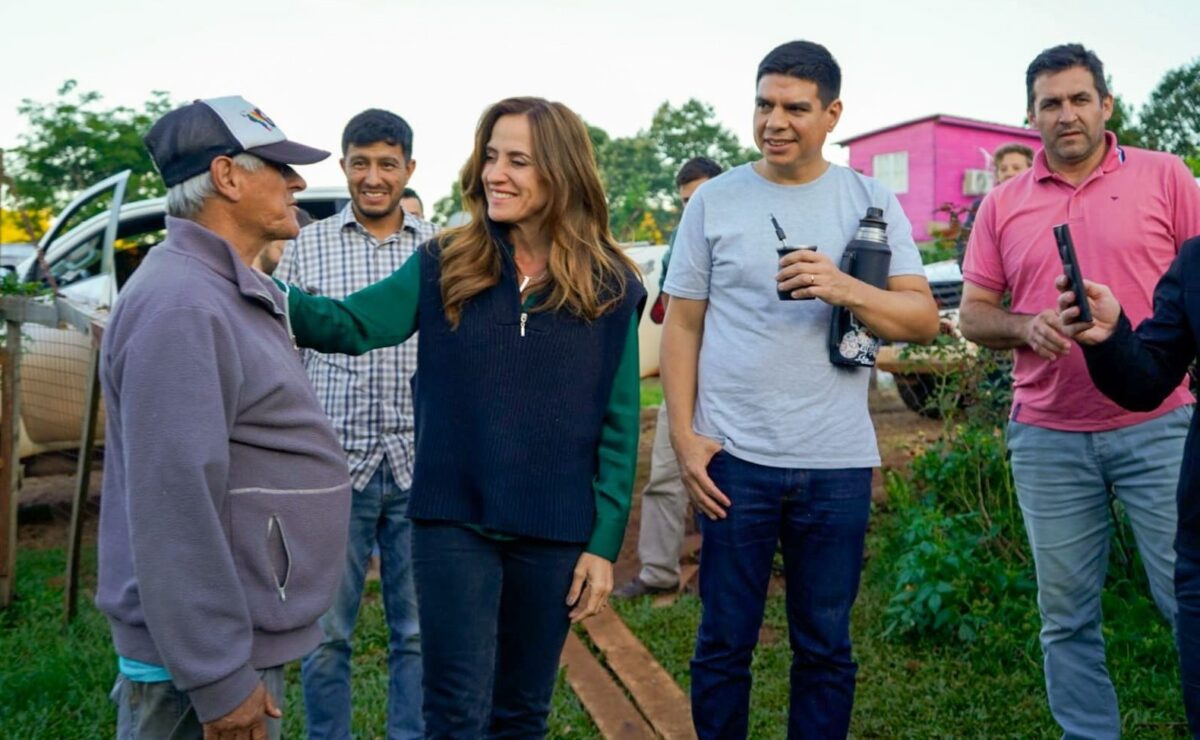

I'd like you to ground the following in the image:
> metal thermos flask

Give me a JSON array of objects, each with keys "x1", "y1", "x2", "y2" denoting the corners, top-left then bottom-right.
[{"x1": 828, "y1": 207, "x2": 892, "y2": 367}]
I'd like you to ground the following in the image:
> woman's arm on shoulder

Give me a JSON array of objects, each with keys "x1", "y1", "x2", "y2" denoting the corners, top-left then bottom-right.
[{"x1": 283, "y1": 250, "x2": 422, "y2": 355}]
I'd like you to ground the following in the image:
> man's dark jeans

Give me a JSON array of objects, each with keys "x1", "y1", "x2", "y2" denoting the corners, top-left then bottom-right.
[
  {"x1": 691, "y1": 451, "x2": 872, "y2": 739},
  {"x1": 411, "y1": 521, "x2": 583, "y2": 739},
  {"x1": 1178, "y1": 547, "x2": 1200, "y2": 738}
]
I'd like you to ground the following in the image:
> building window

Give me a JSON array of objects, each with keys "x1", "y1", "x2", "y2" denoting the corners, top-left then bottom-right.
[{"x1": 873, "y1": 151, "x2": 909, "y2": 194}]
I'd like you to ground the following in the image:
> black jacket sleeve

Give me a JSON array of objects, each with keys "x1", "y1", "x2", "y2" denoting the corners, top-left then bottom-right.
[{"x1": 1082, "y1": 237, "x2": 1199, "y2": 411}]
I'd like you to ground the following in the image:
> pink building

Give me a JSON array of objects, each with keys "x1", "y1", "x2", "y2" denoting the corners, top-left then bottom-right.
[{"x1": 838, "y1": 114, "x2": 1043, "y2": 242}]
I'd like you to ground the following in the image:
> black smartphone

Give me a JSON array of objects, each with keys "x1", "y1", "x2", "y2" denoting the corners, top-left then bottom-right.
[{"x1": 1053, "y1": 223, "x2": 1092, "y2": 323}]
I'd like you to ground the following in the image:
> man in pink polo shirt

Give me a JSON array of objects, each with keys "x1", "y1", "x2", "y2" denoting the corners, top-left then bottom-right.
[{"x1": 961, "y1": 43, "x2": 1200, "y2": 738}]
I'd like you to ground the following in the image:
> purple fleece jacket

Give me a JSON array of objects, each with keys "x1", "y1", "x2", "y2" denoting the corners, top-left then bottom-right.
[{"x1": 95, "y1": 217, "x2": 351, "y2": 722}]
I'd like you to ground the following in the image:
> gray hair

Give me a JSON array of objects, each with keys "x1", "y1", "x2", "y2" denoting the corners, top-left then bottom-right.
[{"x1": 165, "y1": 153, "x2": 265, "y2": 219}]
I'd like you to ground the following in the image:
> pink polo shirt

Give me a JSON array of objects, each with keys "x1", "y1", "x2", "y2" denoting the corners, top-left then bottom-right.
[{"x1": 964, "y1": 131, "x2": 1200, "y2": 432}]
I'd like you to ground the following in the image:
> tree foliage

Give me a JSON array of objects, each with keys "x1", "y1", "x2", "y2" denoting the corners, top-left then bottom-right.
[
  {"x1": 595, "y1": 132, "x2": 666, "y2": 240},
  {"x1": 650, "y1": 99, "x2": 757, "y2": 174},
  {"x1": 593, "y1": 98, "x2": 756, "y2": 242},
  {"x1": 1100, "y1": 64, "x2": 1200, "y2": 174},
  {"x1": 1106, "y1": 86, "x2": 1141, "y2": 148},
  {"x1": 1138, "y1": 58, "x2": 1200, "y2": 173},
  {"x1": 3, "y1": 80, "x2": 175, "y2": 239},
  {"x1": 430, "y1": 179, "x2": 463, "y2": 227}
]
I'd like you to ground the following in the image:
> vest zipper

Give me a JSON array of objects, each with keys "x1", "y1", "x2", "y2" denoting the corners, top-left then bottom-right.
[{"x1": 517, "y1": 272, "x2": 531, "y2": 338}]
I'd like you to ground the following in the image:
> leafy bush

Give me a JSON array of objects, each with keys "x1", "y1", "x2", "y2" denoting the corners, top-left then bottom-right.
[
  {"x1": 882, "y1": 502, "x2": 1035, "y2": 643},
  {"x1": 918, "y1": 239, "x2": 958, "y2": 266},
  {"x1": 916, "y1": 201, "x2": 974, "y2": 265},
  {"x1": 907, "y1": 421, "x2": 1023, "y2": 557},
  {"x1": 882, "y1": 330, "x2": 1037, "y2": 644},
  {"x1": 0, "y1": 272, "x2": 50, "y2": 297}
]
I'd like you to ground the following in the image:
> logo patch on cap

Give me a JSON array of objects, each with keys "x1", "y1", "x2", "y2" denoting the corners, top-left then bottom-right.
[{"x1": 242, "y1": 108, "x2": 277, "y2": 131}]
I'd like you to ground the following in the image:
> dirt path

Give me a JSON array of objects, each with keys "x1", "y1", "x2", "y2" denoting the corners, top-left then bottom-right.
[{"x1": 16, "y1": 452, "x2": 101, "y2": 552}]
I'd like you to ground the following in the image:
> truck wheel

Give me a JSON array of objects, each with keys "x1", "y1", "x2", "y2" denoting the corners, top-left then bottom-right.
[{"x1": 894, "y1": 373, "x2": 942, "y2": 419}]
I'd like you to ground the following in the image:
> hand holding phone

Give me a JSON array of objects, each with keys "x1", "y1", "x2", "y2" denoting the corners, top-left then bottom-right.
[{"x1": 1053, "y1": 223, "x2": 1092, "y2": 323}]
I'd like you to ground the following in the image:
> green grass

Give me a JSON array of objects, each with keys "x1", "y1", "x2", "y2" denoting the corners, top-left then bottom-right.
[
  {"x1": 0, "y1": 546, "x2": 598, "y2": 738},
  {"x1": 0, "y1": 548, "x2": 116, "y2": 737},
  {"x1": 613, "y1": 510, "x2": 1190, "y2": 738},
  {"x1": 3, "y1": 506, "x2": 1187, "y2": 737}
]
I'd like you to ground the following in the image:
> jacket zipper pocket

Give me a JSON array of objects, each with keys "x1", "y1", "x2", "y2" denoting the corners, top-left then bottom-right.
[{"x1": 266, "y1": 514, "x2": 292, "y2": 602}]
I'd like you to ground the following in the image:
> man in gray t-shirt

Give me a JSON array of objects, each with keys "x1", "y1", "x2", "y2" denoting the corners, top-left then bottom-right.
[{"x1": 661, "y1": 41, "x2": 938, "y2": 739}]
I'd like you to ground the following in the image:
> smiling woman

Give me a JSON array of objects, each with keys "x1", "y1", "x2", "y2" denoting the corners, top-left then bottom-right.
[
  {"x1": 279, "y1": 96, "x2": 646, "y2": 737},
  {"x1": 481, "y1": 115, "x2": 548, "y2": 231},
  {"x1": 440, "y1": 97, "x2": 635, "y2": 329}
]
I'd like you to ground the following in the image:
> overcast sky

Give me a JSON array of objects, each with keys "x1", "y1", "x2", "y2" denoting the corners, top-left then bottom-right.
[{"x1": 2, "y1": 0, "x2": 1197, "y2": 207}]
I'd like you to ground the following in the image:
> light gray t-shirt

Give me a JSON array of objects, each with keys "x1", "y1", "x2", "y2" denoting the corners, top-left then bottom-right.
[{"x1": 663, "y1": 162, "x2": 925, "y2": 468}]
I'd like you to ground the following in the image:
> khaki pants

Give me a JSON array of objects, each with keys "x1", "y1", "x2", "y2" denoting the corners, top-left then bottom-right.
[{"x1": 637, "y1": 404, "x2": 690, "y2": 588}]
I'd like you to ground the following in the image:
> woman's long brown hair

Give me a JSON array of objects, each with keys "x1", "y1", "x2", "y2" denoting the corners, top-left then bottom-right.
[{"x1": 438, "y1": 97, "x2": 638, "y2": 329}]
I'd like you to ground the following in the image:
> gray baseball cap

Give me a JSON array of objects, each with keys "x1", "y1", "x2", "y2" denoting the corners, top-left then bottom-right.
[{"x1": 144, "y1": 96, "x2": 329, "y2": 186}]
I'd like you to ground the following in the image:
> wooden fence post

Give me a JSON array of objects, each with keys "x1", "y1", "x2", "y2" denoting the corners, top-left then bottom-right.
[
  {"x1": 0, "y1": 319, "x2": 22, "y2": 607},
  {"x1": 64, "y1": 339, "x2": 101, "y2": 623}
]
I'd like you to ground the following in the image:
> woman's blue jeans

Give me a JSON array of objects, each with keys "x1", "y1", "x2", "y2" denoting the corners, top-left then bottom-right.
[{"x1": 412, "y1": 521, "x2": 583, "y2": 739}]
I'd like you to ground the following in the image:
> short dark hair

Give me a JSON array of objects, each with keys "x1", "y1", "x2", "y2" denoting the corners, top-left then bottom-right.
[
  {"x1": 401, "y1": 187, "x2": 421, "y2": 205},
  {"x1": 756, "y1": 41, "x2": 841, "y2": 107},
  {"x1": 993, "y1": 143, "x2": 1034, "y2": 170},
  {"x1": 1025, "y1": 44, "x2": 1109, "y2": 111},
  {"x1": 341, "y1": 109, "x2": 414, "y2": 158},
  {"x1": 675, "y1": 157, "x2": 724, "y2": 188}
]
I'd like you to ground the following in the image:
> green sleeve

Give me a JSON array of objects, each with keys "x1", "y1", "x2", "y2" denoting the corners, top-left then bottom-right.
[
  {"x1": 282, "y1": 251, "x2": 421, "y2": 355},
  {"x1": 586, "y1": 315, "x2": 642, "y2": 561}
]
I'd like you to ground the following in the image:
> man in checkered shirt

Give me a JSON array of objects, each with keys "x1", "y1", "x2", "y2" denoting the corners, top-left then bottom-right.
[{"x1": 277, "y1": 109, "x2": 437, "y2": 740}]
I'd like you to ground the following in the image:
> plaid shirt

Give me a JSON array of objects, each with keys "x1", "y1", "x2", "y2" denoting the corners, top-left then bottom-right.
[{"x1": 275, "y1": 205, "x2": 438, "y2": 491}]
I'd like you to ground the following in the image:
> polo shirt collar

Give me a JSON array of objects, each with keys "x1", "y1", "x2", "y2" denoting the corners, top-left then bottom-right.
[
  {"x1": 1033, "y1": 130, "x2": 1124, "y2": 183},
  {"x1": 338, "y1": 202, "x2": 418, "y2": 239}
]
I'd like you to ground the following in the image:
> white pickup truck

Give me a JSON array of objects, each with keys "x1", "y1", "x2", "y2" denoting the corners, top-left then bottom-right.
[{"x1": 875, "y1": 258, "x2": 972, "y2": 416}]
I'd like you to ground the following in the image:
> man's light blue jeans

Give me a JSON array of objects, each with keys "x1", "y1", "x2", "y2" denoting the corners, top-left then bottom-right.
[
  {"x1": 112, "y1": 667, "x2": 283, "y2": 739},
  {"x1": 301, "y1": 460, "x2": 423, "y2": 739},
  {"x1": 1008, "y1": 406, "x2": 1189, "y2": 740}
]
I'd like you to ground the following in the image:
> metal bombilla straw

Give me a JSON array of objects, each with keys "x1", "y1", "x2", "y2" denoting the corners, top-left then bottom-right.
[{"x1": 770, "y1": 213, "x2": 788, "y2": 247}]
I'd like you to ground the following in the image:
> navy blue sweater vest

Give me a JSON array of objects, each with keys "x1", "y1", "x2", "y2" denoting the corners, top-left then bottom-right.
[{"x1": 407, "y1": 235, "x2": 646, "y2": 544}]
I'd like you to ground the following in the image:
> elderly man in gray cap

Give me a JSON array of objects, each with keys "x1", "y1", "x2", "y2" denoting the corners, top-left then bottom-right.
[{"x1": 96, "y1": 96, "x2": 353, "y2": 740}]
